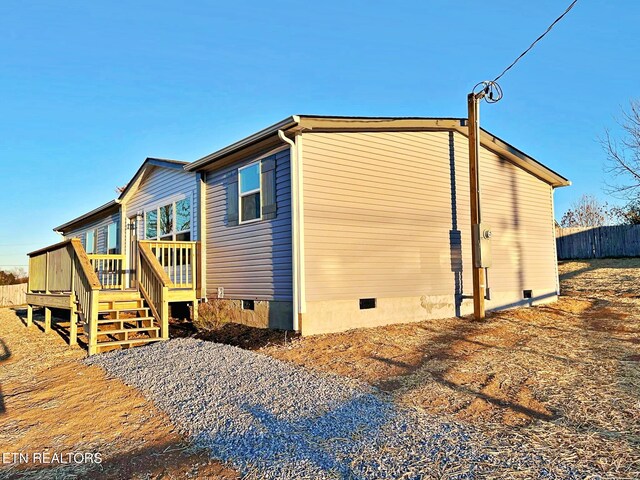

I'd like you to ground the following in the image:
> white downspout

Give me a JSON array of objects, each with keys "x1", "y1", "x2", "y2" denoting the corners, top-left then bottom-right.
[{"x1": 278, "y1": 130, "x2": 300, "y2": 332}]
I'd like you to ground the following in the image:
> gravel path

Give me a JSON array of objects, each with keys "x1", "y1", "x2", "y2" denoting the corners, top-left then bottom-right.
[{"x1": 86, "y1": 338, "x2": 584, "y2": 479}]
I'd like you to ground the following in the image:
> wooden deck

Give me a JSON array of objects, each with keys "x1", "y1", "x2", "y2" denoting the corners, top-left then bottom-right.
[{"x1": 26, "y1": 238, "x2": 200, "y2": 354}]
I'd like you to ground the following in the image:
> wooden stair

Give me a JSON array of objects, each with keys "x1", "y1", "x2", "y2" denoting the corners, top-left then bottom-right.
[{"x1": 82, "y1": 291, "x2": 166, "y2": 353}]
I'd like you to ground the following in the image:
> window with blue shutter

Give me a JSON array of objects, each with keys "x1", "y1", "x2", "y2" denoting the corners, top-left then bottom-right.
[
  {"x1": 229, "y1": 155, "x2": 277, "y2": 225},
  {"x1": 239, "y1": 162, "x2": 261, "y2": 223}
]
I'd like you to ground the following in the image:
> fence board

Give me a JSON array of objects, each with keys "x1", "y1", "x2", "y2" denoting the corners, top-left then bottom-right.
[
  {"x1": 0, "y1": 283, "x2": 27, "y2": 306},
  {"x1": 556, "y1": 225, "x2": 640, "y2": 259}
]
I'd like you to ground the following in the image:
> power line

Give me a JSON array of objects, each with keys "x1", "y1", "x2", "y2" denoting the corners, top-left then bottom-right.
[{"x1": 493, "y1": 0, "x2": 579, "y2": 83}]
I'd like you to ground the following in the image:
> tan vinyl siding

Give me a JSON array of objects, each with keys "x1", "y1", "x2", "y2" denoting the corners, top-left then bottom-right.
[
  {"x1": 205, "y1": 149, "x2": 292, "y2": 301},
  {"x1": 126, "y1": 166, "x2": 199, "y2": 240},
  {"x1": 453, "y1": 132, "x2": 557, "y2": 301},
  {"x1": 301, "y1": 130, "x2": 557, "y2": 307},
  {"x1": 64, "y1": 210, "x2": 120, "y2": 254}
]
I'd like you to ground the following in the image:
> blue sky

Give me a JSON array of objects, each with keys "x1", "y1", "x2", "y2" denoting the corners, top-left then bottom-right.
[{"x1": 1, "y1": 0, "x2": 638, "y2": 270}]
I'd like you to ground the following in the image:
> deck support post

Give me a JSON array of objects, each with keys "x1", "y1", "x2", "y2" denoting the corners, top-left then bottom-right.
[
  {"x1": 191, "y1": 299, "x2": 198, "y2": 326},
  {"x1": 26, "y1": 305, "x2": 33, "y2": 327},
  {"x1": 69, "y1": 305, "x2": 78, "y2": 346},
  {"x1": 161, "y1": 286, "x2": 169, "y2": 340},
  {"x1": 44, "y1": 307, "x2": 52, "y2": 333},
  {"x1": 87, "y1": 292, "x2": 100, "y2": 355},
  {"x1": 88, "y1": 325, "x2": 98, "y2": 355}
]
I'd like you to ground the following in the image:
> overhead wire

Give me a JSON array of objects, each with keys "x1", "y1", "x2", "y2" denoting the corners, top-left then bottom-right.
[{"x1": 492, "y1": 0, "x2": 579, "y2": 83}]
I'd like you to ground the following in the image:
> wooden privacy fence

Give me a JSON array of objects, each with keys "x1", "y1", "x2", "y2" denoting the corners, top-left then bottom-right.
[
  {"x1": 556, "y1": 225, "x2": 640, "y2": 259},
  {"x1": 0, "y1": 283, "x2": 27, "y2": 306}
]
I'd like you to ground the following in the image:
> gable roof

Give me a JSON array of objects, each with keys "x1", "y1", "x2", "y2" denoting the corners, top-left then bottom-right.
[
  {"x1": 185, "y1": 115, "x2": 570, "y2": 188},
  {"x1": 117, "y1": 157, "x2": 188, "y2": 203},
  {"x1": 53, "y1": 157, "x2": 187, "y2": 234}
]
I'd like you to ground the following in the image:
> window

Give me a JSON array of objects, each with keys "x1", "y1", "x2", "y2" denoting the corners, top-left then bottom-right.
[
  {"x1": 85, "y1": 229, "x2": 97, "y2": 254},
  {"x1": 176, "y1": 199, "x2": 191, "y2": 233},
  {"x1": 159, "y1": 204, "x2": 173, "y2": 240},
  {"x1": 107, "y1": 222, "x2": 119, "y2": 254},
  {"x1": 227, "y1": 156, "x2": 277, "y2": 227},
  {"x1": 146, "y1": 209, "x2": 158, "y2": 239},
  {"x1": 144, "y1": 197, "x2": 191, "y2": 241},
  {"x1": 239, "y1": 162, "x2": 261, "y2": 223}
]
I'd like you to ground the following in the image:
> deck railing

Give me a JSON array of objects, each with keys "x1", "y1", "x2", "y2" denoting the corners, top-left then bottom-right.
[
  {"x1": 27, "y1": 239, "x2": 101, "y2": 353},
  {"x1": 87, "y1": 254, "x2": 126, "y2": 290},
  {"x1": 28, "y1": 240, "x2": 74, "y2": 293},
  {"x1": 26, "y1": 237, "x2": 197, "y2": 352},
  {"x1": 142, "y1": 240, "x2": 198, "y2": 291},
  {"x1": 138, "y1": 242, "x2": 171, "y2": 339}
]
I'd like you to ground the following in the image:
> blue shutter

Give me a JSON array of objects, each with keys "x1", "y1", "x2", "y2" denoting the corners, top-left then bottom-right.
[
  {"x1": 261, "y1": 156, "x2": 277, "y2": 220},
  {"x1": 226, "y1": 171, "x2": 239, "y2": 226}
]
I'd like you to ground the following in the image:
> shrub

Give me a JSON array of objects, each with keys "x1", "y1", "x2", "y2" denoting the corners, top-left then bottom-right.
[{"x1": 193, "y1": 299, "x2": 240, "y2": 332}]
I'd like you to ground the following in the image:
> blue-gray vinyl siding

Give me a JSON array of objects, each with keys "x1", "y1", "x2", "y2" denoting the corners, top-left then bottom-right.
[
  {"x1": 64, "y1": 210, "x2": 121, "y2": 254},
  {"x1": 205, "y1": 148, "x2": 292, "y2": 301},
  {"x1": 127, "y1": 166, "x2": 199, "y2": 240}
]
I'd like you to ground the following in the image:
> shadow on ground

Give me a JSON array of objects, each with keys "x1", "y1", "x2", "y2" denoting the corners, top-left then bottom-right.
[
  {"x1": 4, "y1": 440, "x2": 237, "y2": 480},
  {"x1": 0, "y1": 338, "x2": 10, "y2": 414}
]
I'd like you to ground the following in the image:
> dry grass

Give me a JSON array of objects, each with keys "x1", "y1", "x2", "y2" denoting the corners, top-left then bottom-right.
[
  {"x1": 262, "y1": 259, "x2": 640, "y2": 478},
  {"x1": 2, "y1": 259, "x2": 639, "y2": 478},
  {"x1": 0, "y1": 307, "x2": 238, "y2": 479}
]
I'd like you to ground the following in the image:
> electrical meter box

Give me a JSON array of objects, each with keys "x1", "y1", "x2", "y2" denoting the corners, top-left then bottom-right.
[{"x1": 472, "y1": 223, "x2": 492, "y2": 268}]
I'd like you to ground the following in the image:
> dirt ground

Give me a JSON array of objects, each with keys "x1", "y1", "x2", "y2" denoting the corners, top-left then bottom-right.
[
  {"x1": 1, "y1": 258, "x2": 639, "y2": 478},
  {"x1": 0, "y1": 308, "x2": 238, "y2": 479},
  {"x1": 262, "y1": 258, "x2": 640, "y2": 478}
]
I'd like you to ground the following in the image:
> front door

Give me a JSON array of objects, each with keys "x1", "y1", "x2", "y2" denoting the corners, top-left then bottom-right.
[{"x1": 127, "y1": 216, "x2": 138, "y2": 289}]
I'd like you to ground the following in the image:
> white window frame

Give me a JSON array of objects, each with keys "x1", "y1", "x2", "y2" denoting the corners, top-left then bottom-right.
[
  {"x1": 143, "y1": 195, "x2": 192, "y2": 241},
  {"x1": 173, "y1": 198, "x2": 192, "y2": 240},
  {"x1": 106, "y1": 222, "x2": 119, "y2": 254},
  {"x1": 144, "y1": 207, "x2": 159, "y2": 240},
  {"x1": 157, "y1": 203, "x2": 174, "y2": 241},
  {"x1": 85, "y1": 228, "x2": 97, "y2": 254},
  {"x1": 238, "y1": 161, "x2": 262, "y2": 224}
]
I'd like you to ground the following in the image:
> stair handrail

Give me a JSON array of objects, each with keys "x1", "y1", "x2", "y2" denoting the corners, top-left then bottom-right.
[
  {"x1": 138, "y1": 241, "x2": 171, "y2": 339},
  {"x1": 69, "y1": 239, "x2": 102, "y2": 355}
]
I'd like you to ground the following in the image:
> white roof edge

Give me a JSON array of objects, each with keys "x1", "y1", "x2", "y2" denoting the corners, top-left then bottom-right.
[
  {"x1": 184, "y1": 115, "x2": 570, "y2": 188},
  {"x1": 185, "y1": 116, "x2": 299, "y2": 171},
  {"x1": 53, "y1": 199, "x2": 121, "y2": 233}
]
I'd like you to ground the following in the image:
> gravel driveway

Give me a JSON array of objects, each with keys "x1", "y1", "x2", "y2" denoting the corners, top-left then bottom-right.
[{"x1": 86, "y1": 338, "x2": 583, "y2": 479}]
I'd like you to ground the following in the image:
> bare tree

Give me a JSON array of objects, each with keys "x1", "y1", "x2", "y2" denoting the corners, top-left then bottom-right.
[
  {"x1": 603, "y1": 100, "x2": 640, "y2": 200},
  {"x1": 560, "y1": 194, "x2": 612, "y2": 228},
  {"x1": 0, "y1": 268, "x2": 28, "y2": 286},
  {"x1": 611, "y1": 199, "x2": 640, "y2": 225}
]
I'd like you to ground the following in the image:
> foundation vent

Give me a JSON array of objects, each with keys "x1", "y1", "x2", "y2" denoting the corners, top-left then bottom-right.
[
  {"x1": 359, "y1": 298, "x2": 377, "y2": 310},
  {"x1": 242, "y1": 299, "x2": 255, "y2": 310}
]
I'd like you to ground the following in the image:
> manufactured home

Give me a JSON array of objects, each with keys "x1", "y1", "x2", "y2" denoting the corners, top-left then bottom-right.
[{"x1": 26, "y1": 116, "x2": 569, "y2": 353}]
